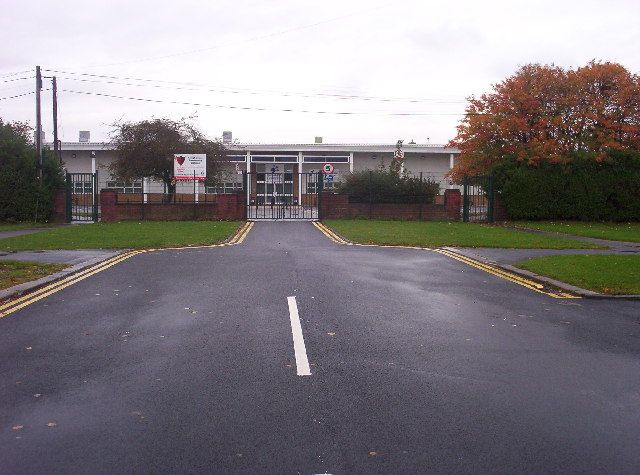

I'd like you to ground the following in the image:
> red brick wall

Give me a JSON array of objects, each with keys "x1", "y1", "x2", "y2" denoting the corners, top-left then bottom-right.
[
  {"x1": 319, "y1": 192, "x2": 459, "y2": 221},
  {"x1": 100, "y1": 191, "x2": 245, "y2": 222}
]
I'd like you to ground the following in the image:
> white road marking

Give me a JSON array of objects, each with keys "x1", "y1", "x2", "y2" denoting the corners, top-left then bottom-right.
[{"x1": 287, "y1": 296, "x2": 312, "y2": 376}]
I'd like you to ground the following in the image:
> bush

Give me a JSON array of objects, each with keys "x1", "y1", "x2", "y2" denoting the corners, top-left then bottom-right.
[
  {"x1": 0, "y1": 120, "x2": 64, "y2": 222},
  {"x1": 336, "y1": 168, "x2": 440, "y2": 204},
  {"x1": 492, "y1": 151, "x2": 640, "y2": 221}
]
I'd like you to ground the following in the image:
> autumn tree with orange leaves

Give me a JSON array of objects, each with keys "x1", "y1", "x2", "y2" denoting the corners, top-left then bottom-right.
[{"x1": 449, "y1": 61, "x2": 640, "y2": 179}]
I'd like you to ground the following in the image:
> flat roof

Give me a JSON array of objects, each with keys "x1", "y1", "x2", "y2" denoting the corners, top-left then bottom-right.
[{"x1": 54, "y1": 142, "x2": 459, "y2": 154}]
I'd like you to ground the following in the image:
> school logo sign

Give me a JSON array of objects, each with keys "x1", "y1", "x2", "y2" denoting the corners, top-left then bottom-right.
[{"x1": 174, "y1": 154, "x2": 206, "y2": 181}]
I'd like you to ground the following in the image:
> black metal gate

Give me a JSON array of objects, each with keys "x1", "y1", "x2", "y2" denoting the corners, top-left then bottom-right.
[
  {"x1": 65, "y1": 172, "x2": 99, "y2": 222},
  {"x1": 245, "y1": 171, "x2": 322, "y2": 220},
  {"x1": 462, "y1": 175, "x2": 494, "y2": 223}
]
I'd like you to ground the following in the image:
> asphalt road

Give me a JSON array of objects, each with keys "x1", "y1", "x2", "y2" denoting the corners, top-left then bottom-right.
[{"x1": 2, "y1": 222, "x2": 640, "y2": 474}]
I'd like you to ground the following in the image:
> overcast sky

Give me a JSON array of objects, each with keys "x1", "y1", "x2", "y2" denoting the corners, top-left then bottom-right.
[{"x1": 1, "y1": 0, "x2": 639, "y2": 145}]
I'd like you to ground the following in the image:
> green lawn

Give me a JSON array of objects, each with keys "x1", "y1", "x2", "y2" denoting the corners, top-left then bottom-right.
[
  {"x1": 513, "y1": 221, "x2": 640, "y2": 243},
  {"x1": 0, "y1": 260, "x2": 68, "y2": 291},
  {"x1": 323, "y1": 220, "x2": 601, "y2": 249},
  {"x1": 0, "y1": 223, "x2": 52, "y2": 232},
  {"x1": 516, "y1": 254, "x2": 640, "y2": 295},
  {"x1": 0, "y1": 221, "x2": 243, "y2": 251}
]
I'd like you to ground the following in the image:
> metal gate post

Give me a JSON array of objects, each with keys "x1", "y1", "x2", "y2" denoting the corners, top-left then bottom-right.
[
  {"x1": 486, "y1": 175, "x2": 494, "y2": 223},
  {"x1": 92, "y1": 172, "x2": 99, "y2": 222},
  {"x1": 462, "y1": 176, "x2": 469, "y2": 223},
  {"x1": 317, "y1": 175, "x2": 322, "y2": 220},
  {"x1": 65, "y1": 172, "x2": 72, "y2": 223}
]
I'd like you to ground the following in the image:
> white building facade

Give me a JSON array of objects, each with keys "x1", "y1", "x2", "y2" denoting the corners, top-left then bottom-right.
[{"x1": 56, "y1": 140, "x2": 460, "y2": 202}]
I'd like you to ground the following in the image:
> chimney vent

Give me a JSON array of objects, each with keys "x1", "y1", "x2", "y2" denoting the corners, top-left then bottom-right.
[
  {"x1": 79, "y1": 131, "x2": 90, "y2": 143},
  {"x1": 314, "y1": 136, "x2": 323, "y2": 144}
]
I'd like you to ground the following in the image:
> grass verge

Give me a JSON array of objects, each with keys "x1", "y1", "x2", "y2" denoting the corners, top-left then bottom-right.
[
  {"x1": 512, "y1": 221, "x2": 640, "y2": 243},
  {"x1": 0, "y1": 221, "x2": 243, "y2": 251},
  {"x1": 323, "y1": 220, "x2": 601, "y2": 249},
  {"x1": 516, "y1": 254, "x2": 640, "y2": 295},
  {"x1": 0, "y1": 260, "x2": 68, "y2": 291}
]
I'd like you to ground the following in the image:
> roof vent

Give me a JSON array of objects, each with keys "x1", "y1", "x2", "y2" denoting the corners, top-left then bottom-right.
[
  {"x1": 79, "y1": 131, "x2": 90, "y2": 143},
  {"x1": 314, "y1": 136, "x2": 323, "y2": 144},
  {"x1": 222, "y1": 131, "x2": 232, "y2": 144}
]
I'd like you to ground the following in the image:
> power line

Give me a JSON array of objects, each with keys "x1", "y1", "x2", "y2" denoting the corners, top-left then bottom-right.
[
  {"x1": 82, "y1": 2, "x2": 399, "y2": 68},
  {"x1": 60, "y1": 88, "x2": 468, "y2": 116},
  {"x1": 45, "y1": 69, "x2": 467, "y2": 104},
  {"x1": 0, "y1": 76, "x2": 35, "y2": 83},
  {"x1": 0, "y1": 69, "x2": 32, "y2": 79},
  {"x1": 0, "y1": 91, "x2": 35, "y2": 101}
]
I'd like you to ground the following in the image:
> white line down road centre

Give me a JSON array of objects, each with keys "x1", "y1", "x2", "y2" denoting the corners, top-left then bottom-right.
[{"x1": 287, "y1": 296, "x2": 311, "y2": 376}]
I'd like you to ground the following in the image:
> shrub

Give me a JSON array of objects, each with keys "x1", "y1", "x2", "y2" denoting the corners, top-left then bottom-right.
[
  {"x1": 336, "y1": 168, "x2": 440, "y2": 204},
  {"x1": 0, "y1": 120, "x2": 64, "y2": 222},
  {"x1": 492, "y1": 151, "x2": 640, "y2": 221}
]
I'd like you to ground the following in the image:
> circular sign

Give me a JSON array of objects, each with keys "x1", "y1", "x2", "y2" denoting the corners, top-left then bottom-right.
[{"x1": 322, "y1": 163, "x2": 334, "y2": 174}]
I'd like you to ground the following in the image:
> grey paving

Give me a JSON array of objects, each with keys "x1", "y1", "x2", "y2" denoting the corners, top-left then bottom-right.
[
  {"x1": 505, "y1": 226, "x2": 640, "y2": 252},
  {"x1": 449, "y1": 246, "x2": 638, "y2": 266},
  {"x1": 1, "y1": 222, "x2": 640, "y2": 473},
  {"x1": 0, "y1": 249, "x2": 119, "y2": 265},
  {"x1": 0, "y1": 228, "x2": 54, "y2": 240},
  {"x1": 0, "y1": 250, "x2": 123, "y2": 300}
]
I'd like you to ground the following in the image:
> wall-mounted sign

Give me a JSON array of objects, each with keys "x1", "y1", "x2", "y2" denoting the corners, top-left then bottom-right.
[
  {"x1": 174, "y1": 154, "x2": 206, "y2": 181},
  {"x1": 322, "y1": 163, "x2": 334, "y2": 174}
]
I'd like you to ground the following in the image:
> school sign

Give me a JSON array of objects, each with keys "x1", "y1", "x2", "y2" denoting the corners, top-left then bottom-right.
[{"x1": 174, "y1": 154, "x2": 206, "y2": 181}]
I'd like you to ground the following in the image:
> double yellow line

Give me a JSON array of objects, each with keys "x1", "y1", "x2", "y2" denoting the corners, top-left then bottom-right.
[
  {"x1": 0, "y1": 221, "x2": 255, "y2": 319},
  {"x1": 433, "y1": 249, "x2": 579, "y2": 298},
  {"x1": 313, "y1": 221, "x2": 348, "y2": 244},
  {"x1": 0, "y1": 250, "x2": 141, "y2": 319},
  {"x1": 312, "y1": 221, "x2": 578, "y2": 299}
]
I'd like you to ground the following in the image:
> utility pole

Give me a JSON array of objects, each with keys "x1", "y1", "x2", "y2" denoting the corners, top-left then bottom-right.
[
  {"x1": 35, "y1": 65, "x2": 43, "y2": 181},
  {"x1": 52, "y1": 76, "x2": 61, "y2": 163}
]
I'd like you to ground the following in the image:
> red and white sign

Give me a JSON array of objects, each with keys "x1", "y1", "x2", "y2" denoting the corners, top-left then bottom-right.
[
  {"x1": 322, "y1": 163, "x2": 334, "y2": 174},
  {"x1": 174, "y1": 154, "x2": 207, "y2": 181}
]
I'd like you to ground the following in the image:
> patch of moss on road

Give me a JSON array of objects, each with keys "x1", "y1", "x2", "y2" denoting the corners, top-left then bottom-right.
[
  {"x1": 0, "y1": 260, "x2": 68, "y2": 290},
  {"x1": 516, "y1": 254, "x2": 640, "y2": 295},
  {"x1": 0, "y1": 221, "x2": 243, "y2": 250}
]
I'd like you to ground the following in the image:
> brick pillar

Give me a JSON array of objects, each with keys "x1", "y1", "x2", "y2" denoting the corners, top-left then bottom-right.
[
  {"x1": 319, "y1": 192, "x2": 350, "y2": 219},
  {"x1": 444, "y1": 189, "x2": 461, "y2": 221},
  {"x1": 215, "y1": 193, "x2": 246, "y2": 220},
  {"x1": 492, "y1": 192, "x2": 508, "y2": 222},
  {"x1": 100, "y1": 189, "x2": 117, "y2": 223},
  {"x1": 51, "y1": 189, "x2": 67, "y2": 223}
]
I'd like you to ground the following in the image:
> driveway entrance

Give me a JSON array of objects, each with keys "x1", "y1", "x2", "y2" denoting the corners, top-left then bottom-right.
[{"x1": 245, "y1": 171, "x2": 322, "y2": 220}]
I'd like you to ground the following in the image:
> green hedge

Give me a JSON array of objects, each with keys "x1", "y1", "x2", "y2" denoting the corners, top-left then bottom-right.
[
  {"x1": 492, "y1": 151, "x2": 640, "y2": 221},
  {"x1": 337, "y1": 169, "x2": 440, "y2": 204},
  {"x1": 0, "y1": 121, "x2": 64, "y2": 222}
]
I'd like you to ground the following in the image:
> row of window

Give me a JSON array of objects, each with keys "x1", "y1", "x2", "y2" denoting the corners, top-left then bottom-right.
[
  {"x1": 228, "y1": 154, "x2": 350, "y2": 163},
  {"x1": 73, "y1": 178, "x2": 336, "y2": 195}
]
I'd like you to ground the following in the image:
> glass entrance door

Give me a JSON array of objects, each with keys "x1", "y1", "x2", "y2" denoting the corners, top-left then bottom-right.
[{"x1": 256, "y1": 164, "x2": 295, "y2": 205}]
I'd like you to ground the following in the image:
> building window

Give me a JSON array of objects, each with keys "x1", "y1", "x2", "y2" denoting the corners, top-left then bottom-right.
[
  {"x1": 228, "y1": 155, "x2": 246, "y2": 162},
  {"x1": 73, "y1": 182, "x2": 93, "y2": 193},
  {"x1": 306, "y1": 175, "x2": 337, "y2": 193},
  {"x1": 251, "y1": 155, "x2": 298, "y2": 163},
  {"x1": 302, "y1": 155, "x2": 349, "y2": 163},
  {"x1": 106, "y1": 180, "x2": 143, "y2": 193},
  {"x1": 206, "y1": 182, "x2": 243, "y2": 194}
]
